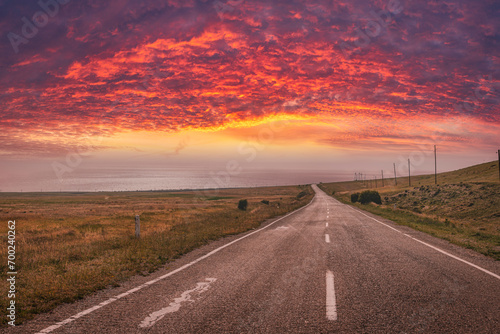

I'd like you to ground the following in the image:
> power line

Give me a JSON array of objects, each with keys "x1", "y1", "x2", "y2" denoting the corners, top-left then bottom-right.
[
  {"x1": 434, "y1": 145, "x2": 437, "y2": 185},
  {"x1": 408, "y1": 159, "x2": 411, "y2": 187},
  {"x1": 393, "y1": 163, "x2": 397, "y2": 186}
]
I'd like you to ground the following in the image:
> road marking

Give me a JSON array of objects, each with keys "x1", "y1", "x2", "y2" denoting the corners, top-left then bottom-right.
[
  {"x1": 348, "y1": 203, "x2": 500, "y2": 281},
  {"x1": 326, "y1": 222, "x2": 329, "y2": 227},
  {"x1": 350, "y1": 208, "x2": 402, "y2": 234},
  {"x1": 405, "y1": 235, "x2": 500, "y2": 280},
  {"x1": 35, "y1": 194, "x2": 317, "y2": 334},
  {"x1": 326, "y1": 270, "x2": 337, "y2": 321},
  {"x1": 275, "y1": 226, "x2": 289, "y2": 230},
  {"x1": 139, "y1": 278, "x2": 216, "y2": 328},
  {"x1": 325, "y1": 234, "x2": 330, "y2": 243}
]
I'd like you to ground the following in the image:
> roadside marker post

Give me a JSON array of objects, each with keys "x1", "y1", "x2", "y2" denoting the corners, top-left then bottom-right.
[{"x1": 135, "y1": 215, "x2": 140, "y2": 239}]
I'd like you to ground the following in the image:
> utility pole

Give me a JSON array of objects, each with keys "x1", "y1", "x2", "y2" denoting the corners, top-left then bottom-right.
[
  {"x1": 393, "y1": 163, "x2": 397, "y2": 186},
  {"x1": 498, "y1": 149, "x2": 500, "y2": 181},
  {"x1": 408, "y1": 159, "x2": 411, "y2": 187},
  {"x1": 375, "y1": 176, "x2": 377, "y2": 188},
  {"x1": 434, "y1": 145, "x2": 437, "y2": 185},
  {"x1": 381, "y1": 170, "x2": 384, "y2": 187}
]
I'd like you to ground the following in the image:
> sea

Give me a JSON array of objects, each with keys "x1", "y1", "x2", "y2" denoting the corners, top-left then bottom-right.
[{"x1": 0, "y1": 167, "x2": 353, "y2": 193}]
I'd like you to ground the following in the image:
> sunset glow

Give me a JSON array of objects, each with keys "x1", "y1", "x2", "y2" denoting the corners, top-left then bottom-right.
[{"x1": 1, "y1": 0, "x2": 499, "y2": 189}]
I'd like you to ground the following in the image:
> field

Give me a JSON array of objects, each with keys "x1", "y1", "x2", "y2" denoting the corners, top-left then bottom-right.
[
  {"x1": 0, "y1": 185, "x2": 313, "y2": 325},
  {"x1": 319, "y1": 160, "x2": 500, "y2": 260}
]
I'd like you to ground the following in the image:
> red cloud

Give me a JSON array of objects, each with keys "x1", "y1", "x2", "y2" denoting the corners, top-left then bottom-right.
[{"x1": 0, "y1": 0, "x2": 498, "y2": 156}]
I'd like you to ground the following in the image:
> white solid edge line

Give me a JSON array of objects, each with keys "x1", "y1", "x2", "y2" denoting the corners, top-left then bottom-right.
[
  {"x1": 405, "y1": 235, "x2": 500, "y2": 280},
  {"x1": 35, "y1": 194, "x2": 317, "y2": 334},
  {"x1": 351, "y1": 208, "x2": 402, "y2": 234},
  {"x1": 325, "y1": 234, "x2": 330, "y2": 243},
  {"x1": 326, "y1": 270, "x2": 337, "y2": 321},
  {"x1": 348, "y1": 205, "x2": 500, "y2": 281}
]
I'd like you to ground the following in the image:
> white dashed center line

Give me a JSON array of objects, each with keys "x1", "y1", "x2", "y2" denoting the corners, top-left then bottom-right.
[{"x1": 326, "y1": 270, "x2": 337, "y2": 321}]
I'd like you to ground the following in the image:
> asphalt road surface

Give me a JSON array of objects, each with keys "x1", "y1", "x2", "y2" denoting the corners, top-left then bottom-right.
[{"x1": 13, "y1": 185, "x2": 500, "y2": 333}]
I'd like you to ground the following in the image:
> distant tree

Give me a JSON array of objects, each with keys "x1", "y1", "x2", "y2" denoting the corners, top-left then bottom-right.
[{"x1": 238, "y1": 199, "x2": 248, "y2": 210}]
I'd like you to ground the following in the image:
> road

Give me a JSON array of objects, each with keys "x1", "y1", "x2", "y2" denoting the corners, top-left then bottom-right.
[{"x1": 14, "y1": 185, "x2": 500, "y2": 333}]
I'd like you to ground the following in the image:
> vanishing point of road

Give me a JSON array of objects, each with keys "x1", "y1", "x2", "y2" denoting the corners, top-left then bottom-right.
[{"x1": 13, "y1": 185, "x2": 500, "y2": 333}]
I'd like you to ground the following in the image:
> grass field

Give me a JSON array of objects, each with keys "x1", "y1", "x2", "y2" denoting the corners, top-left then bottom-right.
[
  {"x1": 318, "y1": 160, "x2": 500, "y2": 260},
  {"x1": 0, "y1": 185, "x2": 313, "y2": 325}
]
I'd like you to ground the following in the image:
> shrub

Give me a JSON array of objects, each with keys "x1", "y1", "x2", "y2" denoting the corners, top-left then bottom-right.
[
  {"x1": 351, "y1": 193, "x2": 360, "y2": 203},
  {"x1": 238, "y1": 199, "x2": 248, "y2": 211},
  {"x1": 359, "y1": 190, "x2": 382, "y2": 205},
  {"x1": 261, "y1": 200, "x2": 269, "y2": 205},
  {"x1": 331, "y1": 191, "x2": 335, "y2": 195},
  {"x1": 297, "y1": 191, "x2": 307, "y2": 199}
]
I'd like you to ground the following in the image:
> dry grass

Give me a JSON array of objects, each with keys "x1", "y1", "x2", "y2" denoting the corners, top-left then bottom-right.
[
  {"x1": 0, "y1": 185, "x2": 313, "y2": 325},
  {"x1": 318, "y1": 160, "x2": 500, "y2": 260}
]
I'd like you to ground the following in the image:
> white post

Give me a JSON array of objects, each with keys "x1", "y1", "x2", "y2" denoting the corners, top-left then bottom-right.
[{"x1": 135, "y1": 215, "x2": 140, "y2": 239}]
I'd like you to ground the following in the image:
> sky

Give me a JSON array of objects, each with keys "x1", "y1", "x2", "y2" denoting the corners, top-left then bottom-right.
[{"x1": 0, "y1": 0, "x2": 499, "y2": 188}]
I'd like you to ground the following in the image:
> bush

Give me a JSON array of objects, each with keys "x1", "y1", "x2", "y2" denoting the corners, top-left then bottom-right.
[
  {"x1": 359, "y1": 190, "x2": 382, "y2": 205},
  {"x1": 332, "y1": 191, "x2": 335, "y2": 195},
  {"x1": 297, "y1": 191, "x2": 307, "y2": 199},
  {"x1": 261, "y1": 200, "x2": 269, "y2": 205},
  {"x1": 351, "y1": 193, "x2": 360, "y2": 203},
  {"x1": 238, "y1": 199, "x2": 248, "y2": 211}
]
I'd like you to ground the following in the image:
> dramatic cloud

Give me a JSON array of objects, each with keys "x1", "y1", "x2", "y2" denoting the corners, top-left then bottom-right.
[{"x1": 0, "y1": 0, "x2": 498, "y2": 157}]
